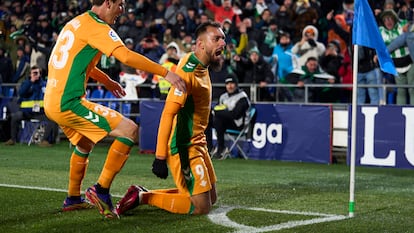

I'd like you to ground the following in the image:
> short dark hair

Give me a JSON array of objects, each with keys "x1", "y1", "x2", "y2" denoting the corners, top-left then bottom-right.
[
  {"x1": 92, "y1": 0, "x2": 116, "y2": 6},
  {"x1": 194, "y1": 21, "x2": 222, "y2": 39},
  {"x1": 306, "y1": 56, "x2": 318, "y2": 63}
]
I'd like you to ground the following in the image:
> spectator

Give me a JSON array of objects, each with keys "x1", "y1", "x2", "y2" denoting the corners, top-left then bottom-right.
[
  {"x1": 356, "y1": 46, "x2": 381, "y2": 105},
  {"x1": 198, "y1": 12, "x2": 210, "y2": 25},
  {"x1": 271, "y1": 31, "x2": 295, "y2": 101},
  {"x1": 318, "y1": 39, "x2": 343, "y2": 103},
  {"x1": 11, "y1": 46, "x2": 30, "y2": 83},
  {"x1": 185, "y1": 7, "x2": 198, "y2": 36},
  {"x1": 234, "y1": 46, "x2": 275, "y2": 101},
  {"x1": 171, "y1": 12, "x2": 188, "y2": 39},
  {"x1": 387, "y1": 28, "x2": 414, "y2": 64},
  {"x1": 134, "y1": 36, "x2": 165, "y2": 63},
  {"x1": 35, "y1": 14, "x2": 53, "y2": 44},
  {"x1": 325, "y1": 11, "x2": 351, "y2": 55},
  {"x1": 285, "y1": 56, "x2": 335, "y2": 102},
  {"x1": 338, "y1": 48, "x2": 353, "y2": 103},
  {"x1": 0, "y1": 48, "x2": 13, "y2": 85},
  {"x1": 4, "y1": 66, "x2": 57, "y2": 146},
  {"x1": 208, "y1": 74, "x2": 251, "y2": 159},
  {"x1": 135, "y1": 0, "x2": 157, "y2": 21},
  {"x1": 114, "y1": 14, "x2": 131, "y2": 40},
  {"x1": 293, "y1": 0, "x2": 319, "y2": 42},
  {"x1": 152, "y1": 0, "x2": 167, "y2": 22},
  {"x1": 164, "y1": 0, "x2": 187, "y2": 26},
  {"x1": 241, "y1": 17, "x2": 265, "y2": 54},
  {"x1": 379, "y1": 9, "x2": 414, "y2": 105},
  {"x1": 119, "y1": 38, "x2": 146, "y2": 100},
  {"x1": 254, "y1": 0, "x2": 270, "y2": 19},
  {"x1": 259, "y1": 18, "x2": 278, "y2": 61},
  {"x1": 274, "y1": 0, "x2": 296, "y2": 39},
  {"x1": 29, "y1": 33, "x2": 52, "y2": 73},
  {"x1": 203, "y1": 0, "x2": 241, "y2": 26},
  {"x1": 127, "y1": 17, "x2": 148, "y2": 45},
  {"x1": 397, "y1": 2, "x2": 413, "y2": 21},
  {"x1": 155, "y1": 42, "x2": 181, "y2": 99},
  {"x1": 291, "y1": 25, "x2": 325, "y2": 69}
]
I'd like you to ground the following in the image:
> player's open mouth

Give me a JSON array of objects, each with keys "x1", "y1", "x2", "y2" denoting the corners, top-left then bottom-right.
[{"x1": 215, "y1": 50, "x2": 223, "y2": 57}]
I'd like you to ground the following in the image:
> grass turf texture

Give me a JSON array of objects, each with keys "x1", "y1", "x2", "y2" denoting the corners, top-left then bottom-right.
[{"x1": 0, "y1": 142, "x2": 413, "y2": 233}]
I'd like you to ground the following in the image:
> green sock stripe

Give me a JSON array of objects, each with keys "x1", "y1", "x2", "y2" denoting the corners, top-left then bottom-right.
[
  {"x1": 74, "y1": 147, "x2": 89, "y2": 158},
  {"x1": 188, "y1": 203, "x2": 195, "y2": 214},
  {"x1": 116, "y1": 137, "x2": 134, "y2": 147}
]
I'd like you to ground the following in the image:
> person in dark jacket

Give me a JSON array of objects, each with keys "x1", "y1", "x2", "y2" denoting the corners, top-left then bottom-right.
[
  {"x1": 4, "y1": 66, "x2": 58, "y2": 146},
  {"x1": 207, "y1": 74, "x2": 251, "y2": 159},
  {"x1": 234, "y1": 46, "x2": 275, "y2": 101}
]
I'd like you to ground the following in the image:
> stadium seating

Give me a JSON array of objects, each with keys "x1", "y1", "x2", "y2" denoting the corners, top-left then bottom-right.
[
  {"x1": 104, "y1": 90, "x2": 118, "y2": 110},
  {"x1": 89, "y1": 87, "x2": 105, "y2": 105}
]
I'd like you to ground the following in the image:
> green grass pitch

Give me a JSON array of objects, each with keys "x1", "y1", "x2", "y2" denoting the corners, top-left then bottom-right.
[{"x1": 1, "y1": 142, "x2": 413, "y2": 233}]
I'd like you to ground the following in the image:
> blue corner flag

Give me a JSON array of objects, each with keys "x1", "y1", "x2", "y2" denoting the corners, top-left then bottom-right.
[{"x1": 352, "y1": 0, "x2": 397, "y2": 75}]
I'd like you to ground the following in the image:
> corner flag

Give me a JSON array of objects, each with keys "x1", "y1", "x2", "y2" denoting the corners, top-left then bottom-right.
[{"x1": 352, "y1": 0, "x2": 397, "y2": 75}]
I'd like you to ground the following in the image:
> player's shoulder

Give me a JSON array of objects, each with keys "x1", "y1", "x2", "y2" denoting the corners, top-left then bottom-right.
[{"x1": 179, "y1": 52, "x2": 202, "y2": 73}]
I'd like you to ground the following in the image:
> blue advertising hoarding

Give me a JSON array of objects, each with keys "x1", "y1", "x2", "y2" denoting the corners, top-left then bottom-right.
[
  {"x1": 139, "y1": 101, "x2": 332, "y2": 164},
  {"x1": 348, "y1": 105, "x2": 414, "y2": 169}
]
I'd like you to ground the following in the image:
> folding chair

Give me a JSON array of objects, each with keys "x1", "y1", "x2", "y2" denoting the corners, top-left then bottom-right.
[
  {"x1": 19, "y1": 119, "x2": 47, "y2": 145},
  {"x1": 222, "y1": 107, "x2": 256, "y2": 160}
]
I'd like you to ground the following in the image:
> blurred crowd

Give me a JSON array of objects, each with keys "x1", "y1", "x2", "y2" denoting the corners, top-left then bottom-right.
[{"x1": 1, "y1": 0, "x2": 414, "y2": 104}]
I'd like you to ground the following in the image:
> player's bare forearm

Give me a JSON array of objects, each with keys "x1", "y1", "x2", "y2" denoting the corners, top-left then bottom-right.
[{"x1": 90, "y1": 67, "x2": 125, "y2": 98}]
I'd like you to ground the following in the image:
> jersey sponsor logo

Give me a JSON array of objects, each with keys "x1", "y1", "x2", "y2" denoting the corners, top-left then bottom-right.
[
  {"x1": 84, "y1": 111, "x2": 99, "y2": 123},
  {"x1": 174, "y1": 88, "x2": 183, "y2": 97},
  {"x1": 185, "y1": 62, "x2": 196, "y2": 69},
  {"x1": 109, "y1": 29, "x2": 120, "y2": 42}
]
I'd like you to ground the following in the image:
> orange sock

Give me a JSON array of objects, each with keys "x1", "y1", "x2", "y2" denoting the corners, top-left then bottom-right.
[
  {"x1": 97, "y1": 137, "x2": 133, "y2": 188},
  {"x1": 68, "y1": 149, "x2": 89, "y2": 197},
  {"x1": 145, "y1": 188, "x2": 193, "y2": 214}
]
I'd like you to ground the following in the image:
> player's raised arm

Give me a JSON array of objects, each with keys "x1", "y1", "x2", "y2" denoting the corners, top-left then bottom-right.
[{"x1": 112, "y1": 46, "x2": 186, "y2": 93}]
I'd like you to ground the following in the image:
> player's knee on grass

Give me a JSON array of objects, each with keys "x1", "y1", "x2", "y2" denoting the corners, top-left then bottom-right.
[
  {"x1": 191, "y1": 191, "x2": 213, "y2": 215},
  {"x1": 210, "y1": 185, "x2": 217, "y2": 205}
]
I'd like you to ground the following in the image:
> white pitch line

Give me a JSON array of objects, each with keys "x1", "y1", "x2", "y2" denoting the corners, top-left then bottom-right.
[
  {"x1": 0, "y1": 183, "x2": 348, "y2": 232},
  {"x1": 0, "y1": 183, "x2": 123, "y2": 198},
  {"x1": 207, "y1": 206, "x2": 348, "y2": 233},
  {"x1": 0, "y1": 183, "x2": 67, "y2": 192}
]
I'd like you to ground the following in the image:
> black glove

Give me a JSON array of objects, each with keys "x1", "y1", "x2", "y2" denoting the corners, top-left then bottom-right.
[
  {"x1": 152, "y1": 158, "x2": 168, "y2": 179},
  {"x1": 308, "y1": 39, "x2": 317, "y2": 47}
]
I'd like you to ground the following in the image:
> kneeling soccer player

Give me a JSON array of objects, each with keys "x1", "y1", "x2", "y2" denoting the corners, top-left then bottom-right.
[{"x1": 116, "y1": 21, "x2": 226, "y2": 215}]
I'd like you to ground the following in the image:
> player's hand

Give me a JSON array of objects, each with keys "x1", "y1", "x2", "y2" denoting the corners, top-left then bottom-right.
[
  {"x1": 105, "y1": 79, "x2": 126, "y2": 98},
  {"x1": 165, "y1": 71, "x2": 186, "y2": 93},
  {"x1": 152, "y1": 158, "x2": 168, "y2": 179}
]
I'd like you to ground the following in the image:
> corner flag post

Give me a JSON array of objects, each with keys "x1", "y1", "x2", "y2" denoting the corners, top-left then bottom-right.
[
  {"x1": 349, "y1": 44, "x2": 358, "y2": 217},
  {"x1": 351, "y1": 0, "x2": 397, "y2": 217}
]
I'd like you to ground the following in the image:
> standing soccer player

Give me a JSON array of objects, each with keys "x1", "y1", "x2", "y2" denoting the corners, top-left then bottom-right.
[
  {"x1": 44, "y1": 0, "x2": 185, "y2": 218},
  {"x1": 116, "y1": 21, "x2": 226, "y2": 215}
]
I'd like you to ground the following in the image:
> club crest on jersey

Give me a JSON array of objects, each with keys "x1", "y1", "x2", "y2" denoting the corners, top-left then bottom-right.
[{"x1": 109, "y1": 29, "x2": 120, "y2": 42}]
